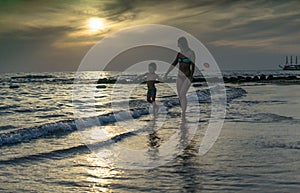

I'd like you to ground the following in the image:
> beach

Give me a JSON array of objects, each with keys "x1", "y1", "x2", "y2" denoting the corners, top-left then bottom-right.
[{"x1": 0, "y1": 71, "x2": 299, "y2": 192}]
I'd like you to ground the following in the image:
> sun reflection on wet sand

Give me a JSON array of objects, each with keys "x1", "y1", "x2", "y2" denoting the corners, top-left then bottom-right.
[{"x1": 86, "y1": 154, "x2": 123, "y2": 193}]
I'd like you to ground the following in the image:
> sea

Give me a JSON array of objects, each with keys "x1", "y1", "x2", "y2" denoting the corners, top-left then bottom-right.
[{"x1": 0, "y1": 70, "x2": 299, "y2": 192}]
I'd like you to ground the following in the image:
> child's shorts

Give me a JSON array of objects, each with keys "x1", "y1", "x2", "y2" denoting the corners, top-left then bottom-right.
[{"x1": 147, "y1": 88, "x2": 156, "y2": 95}]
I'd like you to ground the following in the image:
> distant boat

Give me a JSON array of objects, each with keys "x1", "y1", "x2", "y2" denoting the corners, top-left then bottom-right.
[{"x1": 279, "y1": 56, "x2": 300, "y2": 70}]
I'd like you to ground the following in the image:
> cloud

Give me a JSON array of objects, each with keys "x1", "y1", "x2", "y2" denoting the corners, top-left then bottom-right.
[
  {"x1": 1, "y1": 0, "x2": 297, "y2": 52},
  {"x1": 92, "y1": 0, "x2": 300, "y2": 55},
  {"x1": 0, "y1": 0, "x2": 299, "y2": 71},
  {"x1": 152, "y1": 0, "x2": 300, "y2": 54}
]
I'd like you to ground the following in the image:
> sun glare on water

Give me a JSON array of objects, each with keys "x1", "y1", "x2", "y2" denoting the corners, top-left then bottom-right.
[{"x1": 88, "y1": 17, "x2": 105, "y2": 32}]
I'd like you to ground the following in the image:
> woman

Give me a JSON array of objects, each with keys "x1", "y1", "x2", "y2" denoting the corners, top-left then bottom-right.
[{"x1": 164, "y1": 37, "x2": 195, "y2": 118}]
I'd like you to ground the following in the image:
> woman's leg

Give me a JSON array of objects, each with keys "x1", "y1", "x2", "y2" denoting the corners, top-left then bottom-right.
[
  {"x1": 177, "y1": 76, "x2": 191, "y2": 117},
  {"x1": 176, "y1": 76, "x2": 183, "y2": 105}
]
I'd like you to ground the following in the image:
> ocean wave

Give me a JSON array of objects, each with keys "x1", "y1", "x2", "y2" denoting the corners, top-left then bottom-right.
[
  {"x1": 0, "y1": 129, "x2": 142, "y2": 165},
  {"x1": 0, "y1": 86, "x2": 246, "y2": 147},
  {"x1": 0, "y1": 109, "x2": 150, "y2": 147},
  {"x1": 226, "y1": 113, "x2": 297, "y2": 123},
  {"x1": 239, "y1": 100, "x2": 286, "y2": 105},
  {"x1": 0, "y1": 125, "x2": 16, "y2": 131},
  {"x1": 14, "y1": 107, "x2": 59, "y2": 113},
  {"x1": 226, "y1": 87, "x2": 247, "y2": 102},
  {"x1": 259, "y1": 141, "x2": 300, "y2": 150},
  {"x1": 0, "y1": 104, "x2": 19, "y2": 110},
  {"x1": 8, "y1": 74, "x2": 96, "y2": 84},
  {"x1": 11, "y1": 75, "x2": 56, "y2": 79},
  {"x1": 35, "y1": 114, "x2": 66, "y2": 118},
  {"x1": 0, "y1": 144, "x2": 89, "y2": 164},
  {"x1": 10, "y1": 77, "x2": 76, "y2": 84}
]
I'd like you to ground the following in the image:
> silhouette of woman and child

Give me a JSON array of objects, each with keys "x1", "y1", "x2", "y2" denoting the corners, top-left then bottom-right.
[{"x1": 138, "y1": 37, "x2": 195, "y2": 119}]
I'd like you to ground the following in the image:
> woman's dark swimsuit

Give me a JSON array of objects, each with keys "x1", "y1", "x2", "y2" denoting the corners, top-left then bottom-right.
[
  {"x1": 178, "y1": 57, "x2": 191, "y2": 63},
  {"x1": 177, "y1": 54, "x2": 193, "y2": 81}
]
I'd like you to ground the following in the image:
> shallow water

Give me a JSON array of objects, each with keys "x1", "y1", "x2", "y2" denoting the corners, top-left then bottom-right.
[{"x1": 0, "y1": 71, "x2": 299, "y2": 192}]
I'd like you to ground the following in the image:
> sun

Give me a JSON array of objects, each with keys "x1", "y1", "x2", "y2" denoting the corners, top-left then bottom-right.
[{"x1": 88, "y1": 18, "x2": 105, "y2": 32}]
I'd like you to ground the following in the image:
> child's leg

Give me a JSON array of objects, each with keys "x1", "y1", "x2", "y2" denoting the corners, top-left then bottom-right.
[
  {"x1": 151, "y1": 94, "x2": 159, "y2": 115},
  {"x1": 147, "y1": 93, "x2": 152, "y2": 103}
]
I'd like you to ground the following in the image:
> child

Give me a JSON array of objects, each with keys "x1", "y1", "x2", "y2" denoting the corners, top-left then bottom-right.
[{"x1": 137, "y1": 62, "x2": 161, "y2": 116}]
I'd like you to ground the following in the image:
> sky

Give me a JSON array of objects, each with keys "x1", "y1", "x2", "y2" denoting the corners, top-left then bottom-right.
[{"x1": 0, "y1": 0, "x2": 299, "y2": 72}]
